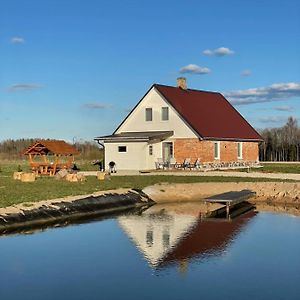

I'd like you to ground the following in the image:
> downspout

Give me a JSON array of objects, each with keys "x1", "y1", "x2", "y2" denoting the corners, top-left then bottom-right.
[{"x1": 95, "y1": 139, "x2": 105, "y2": 171}]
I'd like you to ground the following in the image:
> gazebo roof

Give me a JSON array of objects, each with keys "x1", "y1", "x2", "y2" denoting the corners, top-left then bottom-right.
[{"x1": 23, "y1": 140, "x2": 80, "y2": 155}]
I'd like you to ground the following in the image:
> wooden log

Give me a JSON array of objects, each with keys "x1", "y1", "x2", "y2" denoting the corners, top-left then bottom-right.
[
  {"x1": 13, "y1": 172, "x2": 24, "y2": 180},
  {"x1": 20, "y1": 173, "x2": 36, "y2": 182},
  {"x1": 97, "y1": 172, "x2": 106, "y2": 180},
  {"x1": 65, "y1": 173, "x2": 86, "y2": 182}
]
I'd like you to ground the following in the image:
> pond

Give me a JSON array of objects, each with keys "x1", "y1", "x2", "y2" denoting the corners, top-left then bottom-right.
[{"x1": 0, "y1": 204, "x2": 300, "y2": 300}]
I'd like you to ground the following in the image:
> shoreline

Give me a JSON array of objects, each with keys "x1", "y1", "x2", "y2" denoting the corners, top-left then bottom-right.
[
  {"x1": 0, "y1": 189, "x2": 154, "y2": 233},
  {"x1": 0, "y1": 181, "x2": 299, "y2": 233}
]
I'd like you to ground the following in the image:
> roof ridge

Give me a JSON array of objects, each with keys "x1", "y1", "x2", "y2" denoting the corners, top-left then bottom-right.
[{"x1": 153, "y1": 83, "x2": 220, "y2": 95}]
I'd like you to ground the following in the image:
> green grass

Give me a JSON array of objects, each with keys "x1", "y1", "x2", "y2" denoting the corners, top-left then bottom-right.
[
  {"x1": 0, "y1": 160, "x2": 296, "y2": 208},
  {"x1": 260, "y1": 163, "x2": 300, "y2": 174}
]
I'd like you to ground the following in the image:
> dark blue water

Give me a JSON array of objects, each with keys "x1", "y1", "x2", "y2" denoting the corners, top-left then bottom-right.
[{"x1": 0, "y1": 206, "x2": 299, "y2": 300}]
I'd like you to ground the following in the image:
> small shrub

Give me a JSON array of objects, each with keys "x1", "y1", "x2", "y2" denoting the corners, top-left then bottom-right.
[{"x1": 17, "y1": 165, "x2": 23, "y2": 172}]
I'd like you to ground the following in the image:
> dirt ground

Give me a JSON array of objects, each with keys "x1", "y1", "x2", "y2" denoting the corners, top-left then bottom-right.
[{"x1": 143, "y1": 182, "x2": 300, "y2": 205}]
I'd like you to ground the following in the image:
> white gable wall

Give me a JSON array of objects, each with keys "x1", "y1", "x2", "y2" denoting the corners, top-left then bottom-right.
[{"x1": 115, "y1": 87, "x2": 198, "y2": 138}]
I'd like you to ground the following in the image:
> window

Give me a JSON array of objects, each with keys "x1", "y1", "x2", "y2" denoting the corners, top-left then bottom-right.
[
  {"x1": 161, "y1": 107, "x2": 169, "y2": 121},
  {"x1": 214, "y1": 142, "x2": 220, "y2": 159},
  {"x1": 149, "y1": 145, "x2": 153, "y2": 155},
  {"x1": 145, "y1": 108, "x2": 152, "y2": 121},
  {"x1": 118, "y1": 146, "x2": 127, "y2": 153},
  {"x1": 146, "y1": 230, "x2": 153, "y2": 247},
  {"x1": 162, "y1": 227, "x2": 170, "y2": 248},
  {"x1": 237, "y1": 142, "x2": 243, "y2": 159}
]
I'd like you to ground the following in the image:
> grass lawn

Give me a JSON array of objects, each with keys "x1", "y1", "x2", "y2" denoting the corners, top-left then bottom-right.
[
  {"x1": 260, "y1": 163, "x2": 300, "y2": 174},
  {"x1": 0, "y1": 159, "x2": 295, "y2": 208}
]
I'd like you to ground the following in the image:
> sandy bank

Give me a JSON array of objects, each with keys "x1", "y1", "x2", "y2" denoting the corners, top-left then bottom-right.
[{"x1": 143, "y1": 182, "x2": 300, "y2": 204}]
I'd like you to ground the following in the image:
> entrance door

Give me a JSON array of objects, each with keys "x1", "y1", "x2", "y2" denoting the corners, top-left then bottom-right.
[{"x1": 162, "y1": 142, "x2": 173, "y2": 162}]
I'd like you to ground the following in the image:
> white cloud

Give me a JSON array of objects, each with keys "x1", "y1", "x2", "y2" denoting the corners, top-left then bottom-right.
[
  {"x1": 203, "y1": 47, "x2": 234, "y2": 56},
  {"x1": 10, "y1": 37, "x2": 25, "y2": 44},
  {"x1": 241, "y1": 69, "x2": 252, "y2": 77},
  {"x1": 259, "y1": 116, "x2": 289, "y2": 124},
  {"x1": 214, "y1": 47, "x2": 234, "y2": 56},
  {"x1": 202, "y1": 49, "x2": 213, "y2": 56},
  {"x1": 179, "y1": 64, "x2": 210, "y2": 75},
  {"x1": 8, "y1": 83, "x2": 43, "y2": 92},
  {"x1": 84, "y1": 103, "x2": 112, "y2": 109},
  {"x1": 274, "y1": 105, "x2": 294, "y2": 112},
  {"x1": 224, "y1": 82, "x2": 300, "y2": 105}
]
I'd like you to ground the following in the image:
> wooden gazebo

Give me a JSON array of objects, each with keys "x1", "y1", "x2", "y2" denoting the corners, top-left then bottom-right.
[{"x1": 23, "y1": 140, "x2": 80, "y2": 176}]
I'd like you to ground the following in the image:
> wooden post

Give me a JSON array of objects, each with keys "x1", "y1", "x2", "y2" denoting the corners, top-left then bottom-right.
[{"x1": 226, "y1": 202, "x2": 230, "y2": 219}]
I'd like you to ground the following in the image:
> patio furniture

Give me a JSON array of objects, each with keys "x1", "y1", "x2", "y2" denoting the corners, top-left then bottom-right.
[
  {"x1": 169, "y1": 157, "x2": 177, "y2": 169},
  {"x1": 23, "y1": 140, "x2": 79, "y2": 176},
  {"x1": 177, "y1": 158, "x2": 191, "y2": 169},
  {"x1": 190, "y1": 158, "x2": 201, "y2": 170},
  {"x1": 155, "y1": 158, "x2": 164, "y2": 169}
]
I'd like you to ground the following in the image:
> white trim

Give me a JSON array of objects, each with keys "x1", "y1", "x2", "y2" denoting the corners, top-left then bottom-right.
[
  {"x1": 162, "y1": 141, "x2": 174, "y2": 161},
  {"x1": 237, "y1": 142, "x2": 243, "y2": 159}
]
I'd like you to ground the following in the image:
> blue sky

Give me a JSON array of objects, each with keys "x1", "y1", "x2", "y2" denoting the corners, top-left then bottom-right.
[{"x1": 0, "y1": 0, "x2": 299, "y2": 142}]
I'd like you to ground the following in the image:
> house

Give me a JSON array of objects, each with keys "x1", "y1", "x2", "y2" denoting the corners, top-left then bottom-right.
[
  {"x1": 118, "y1": 206, "x2": 256, "y2": 269},
  {"x1": 95, "y1": 78, "x2": 263, "y2": 171}
]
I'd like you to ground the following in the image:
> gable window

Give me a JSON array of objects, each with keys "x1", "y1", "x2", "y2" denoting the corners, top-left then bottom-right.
[
  {"x1": 161, "y1": 107, "x2": 169, "y2": 121},
  {"x1": 214, "y1": 142, "x2": 220, "y2": 160},
  {"x1": 146, "y1": 229, "x2": 153, "y2": 247},
  {"x1": 237, "y1": 142, "x2": 243, "y2": 159},
  {"x1": 149, "y1": 145, "x2": 153, "y2": 155},
  {"x1": 118, "y1": 146, "x2": 127, "y2": 153},
  {"x1": 145, "y1": 108, "x2": 152, "y2": 121}
]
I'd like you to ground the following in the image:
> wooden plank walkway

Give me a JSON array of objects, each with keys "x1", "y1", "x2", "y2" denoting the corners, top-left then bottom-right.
[{"x1": 204, "y1": 189, "x2": 256, "y2": 218}]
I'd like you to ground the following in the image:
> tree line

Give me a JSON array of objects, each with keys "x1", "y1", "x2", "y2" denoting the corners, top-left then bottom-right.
[
  {"x1": 259, "y1": 117, "x2": 300, "y2": 161},
  {"x1": 0, "y1": 117, "x2": 299, "y2": 161},
  {"x1": 0, "y1": 138, "x2": 102, "y2": 160}
]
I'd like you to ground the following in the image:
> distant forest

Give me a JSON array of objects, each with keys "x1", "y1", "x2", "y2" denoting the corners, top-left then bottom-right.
[
  {"x1": 0, "y1": 117, "x2": 299, "y2": 161},
  {"x1": 259, "y1": 117, "x2": 300, "y2": 161},
  {"x1": 0, "y1": 139, "x2": 103, "y2": 160}
]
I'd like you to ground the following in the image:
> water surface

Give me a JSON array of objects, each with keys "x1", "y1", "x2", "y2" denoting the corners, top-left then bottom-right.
[{"x1": 0, "y1": 204, "x2": 299, "y2": 300}]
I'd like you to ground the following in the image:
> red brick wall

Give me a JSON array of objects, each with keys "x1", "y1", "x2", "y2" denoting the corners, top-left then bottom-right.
[{"x1": 174, "y1": 139, "x2": 259, "y2": 163}]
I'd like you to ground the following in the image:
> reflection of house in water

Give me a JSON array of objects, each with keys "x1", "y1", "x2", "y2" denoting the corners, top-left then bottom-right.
[
  {"x1": 118, "y1": 205, "x2": 257, "y2": 270},
  {"x1": 118, "y1": 211, "x2": 198, "y2": 267}
]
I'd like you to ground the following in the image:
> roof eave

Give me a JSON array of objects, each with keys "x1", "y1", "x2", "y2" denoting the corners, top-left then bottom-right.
[{"x1": 202, "y1": 136, "x2": 264, "y2": 142}]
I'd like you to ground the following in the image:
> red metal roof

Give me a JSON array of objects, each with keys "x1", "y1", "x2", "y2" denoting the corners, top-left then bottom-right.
[
  {"x1": 158, "y1": 210, "x2": 257, "y2": 268},
  {"x1": 154, "y1": 84, "x2": 263, "y2": 141}
]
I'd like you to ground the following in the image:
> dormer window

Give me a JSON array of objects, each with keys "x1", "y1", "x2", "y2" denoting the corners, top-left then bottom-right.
[
  {"x1": 145, "y1": 108, "x2": 152, "y2": 121},
  {"x1": 161, "y1": 107, "x2": 169, "y2": 121}
]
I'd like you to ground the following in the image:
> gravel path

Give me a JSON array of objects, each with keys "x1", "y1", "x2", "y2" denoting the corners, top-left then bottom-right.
[{"x1": 79, "y1": 170, "x2": 300, "y2": 181}]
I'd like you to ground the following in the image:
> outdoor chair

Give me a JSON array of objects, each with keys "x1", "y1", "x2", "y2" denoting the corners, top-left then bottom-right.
[
  {"x1": 169, "y1": 157, "x2": 177, "y2": 169},
  {"x1": 181, "y1": 158, "x2": 191, "y2": 169},
  {"x1": 190, "y1": 158, "x2": 201, "y2": 170},
  {"x1": 155, "y1": 158, "x2": 164, "y2": 169}
]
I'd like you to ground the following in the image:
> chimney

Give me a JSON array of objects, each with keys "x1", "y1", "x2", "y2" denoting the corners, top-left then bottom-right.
[{"x1": 177, "y1": 77, "x2": 187, "y2": 90}]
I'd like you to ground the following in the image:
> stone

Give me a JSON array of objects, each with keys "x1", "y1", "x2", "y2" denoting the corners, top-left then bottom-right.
[{"x1": 55, "y1": 169, "x2": 69, "y2": 180}]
